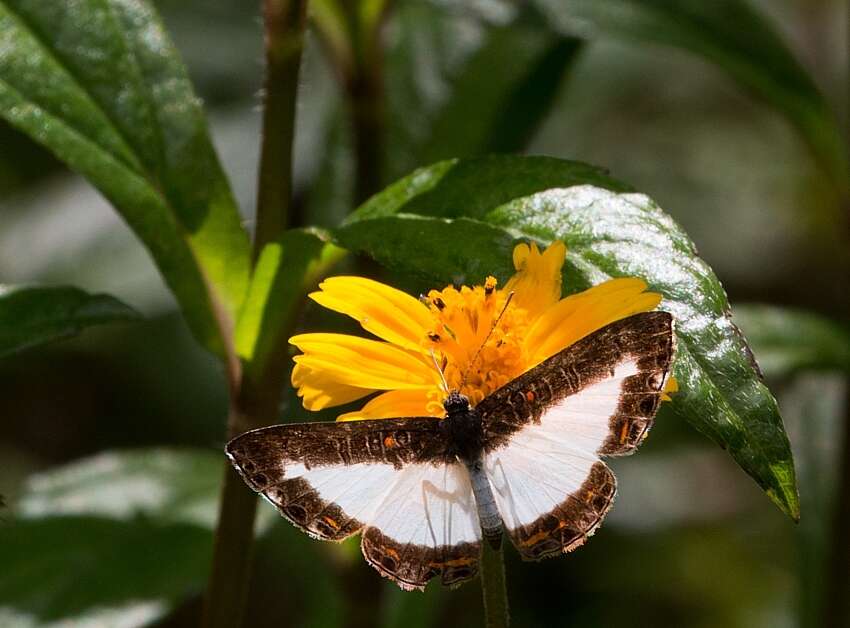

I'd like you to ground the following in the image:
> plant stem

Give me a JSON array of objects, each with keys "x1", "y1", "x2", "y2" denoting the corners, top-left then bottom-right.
[
  {"x1": 480, "y1": 541, "x2": 510, "y2": 628},
  {"x1": 346, "y1": 67, "x2": 383, "y2": 205},
  {"x1": 313, "y1": 0, "x2": 390, "y2": 205},
  {"x1": 254, "y1": 0, "x2": 309, "y2": 257},
  {"x1": 823, "y1": 382, "x2": 850, "y2": 628},
  {"x1": 202, "y1": 2, "x2": 308, "y2": 627}
]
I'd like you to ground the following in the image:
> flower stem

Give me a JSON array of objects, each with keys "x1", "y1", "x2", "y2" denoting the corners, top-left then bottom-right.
[
  {"x1": 201, "y1": 2, "x2": 308, "y2": 627},
  {"x1": 480, "y1": 542, "x2": 510, "y2": 628}
]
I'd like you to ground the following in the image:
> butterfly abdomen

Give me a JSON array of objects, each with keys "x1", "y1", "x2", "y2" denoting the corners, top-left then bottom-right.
[{"x1": 466, "y1": 458, "x2": 502, "y2": 548}]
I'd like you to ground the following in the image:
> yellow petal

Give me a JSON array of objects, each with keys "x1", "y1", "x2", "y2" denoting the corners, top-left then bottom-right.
[
  {"x1": 661, "y1": 375, "x2": 678, "y2": 402},
  {"x1": 526, "y1": 278, "x2": 662, "y2": 365},
  {"x1": 290, "y1": 333, "x2": 438, "y2": 390},
  {"x1": 336, "y1": 389, "x2": 437, "y2": 422},
  {"x1": 504, "y1": 241, "x2": 566, "y2": 319},
  {"x1": 308, "y1": 276, "x2": 432, "y2": 351},
  {"x1": 291, "y1": 362, "x2": 374, "y2": 410}
]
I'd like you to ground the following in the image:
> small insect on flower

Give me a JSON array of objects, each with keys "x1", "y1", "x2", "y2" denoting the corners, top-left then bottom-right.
[{"x1": 226, "y1": 241, "x2": 676, "y2": 591}]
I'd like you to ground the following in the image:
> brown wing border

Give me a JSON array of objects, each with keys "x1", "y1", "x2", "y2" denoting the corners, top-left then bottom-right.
[
  {"x1": 226, "y1": 417, "x2": 481, "y2": 589},
  {"x1": 225, "y1": 417, "x2": 448, "y2": 542}
]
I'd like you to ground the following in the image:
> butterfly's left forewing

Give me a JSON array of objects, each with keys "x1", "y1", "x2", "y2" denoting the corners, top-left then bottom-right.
[
  {"x1": 226, "y1": 418, "x2": 481, "y2": 590},
  {"x1": 476, "y1": 311, "x2": 674, "y2": 560}
]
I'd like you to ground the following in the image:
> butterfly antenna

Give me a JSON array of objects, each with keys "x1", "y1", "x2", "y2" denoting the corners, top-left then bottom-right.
[
  {"x1": 430, "y1": 349, "x2": 450, "y2": 393},
  {"x1": 460, "y1": 291, "x2": 515, "y2": 390}
]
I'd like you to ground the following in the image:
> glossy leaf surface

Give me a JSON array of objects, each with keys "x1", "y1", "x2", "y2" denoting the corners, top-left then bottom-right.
[
  {"x1": 0, "y1": 0, "x2": 251, "y2": 353},
  {"x1": 337, "y1": 156, "x2": 799, "y2": 519}
]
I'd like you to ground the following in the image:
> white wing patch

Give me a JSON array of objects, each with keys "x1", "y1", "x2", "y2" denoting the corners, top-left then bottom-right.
[
  {"x1": 532, "y1": 359, "x2": 639, "y2": 456},
  {"x1": 273, "y1": 461, "x2": 400, "y2": 527},
  {"x1": 368, "y1": 462, "x2": 480, "y2": 547},
  {"x1": 485, "y1": 359, "x2": 637, "y2": 531},
  {"x1": 278, "y1": 460, "x2": 480, "y2": 547}
]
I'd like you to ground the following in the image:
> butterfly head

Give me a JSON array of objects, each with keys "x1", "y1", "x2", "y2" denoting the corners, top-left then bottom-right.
[{"x1": 443, "y1": 391, "x2": 470, "y2": 415}]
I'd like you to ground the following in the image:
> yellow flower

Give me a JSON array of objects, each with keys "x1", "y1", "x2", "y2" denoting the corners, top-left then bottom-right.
[{"x1": 290, "y1": 241, "x2": 674, "y2": 421}]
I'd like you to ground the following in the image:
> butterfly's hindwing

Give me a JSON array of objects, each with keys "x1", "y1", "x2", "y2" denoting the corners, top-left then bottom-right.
[
  {"x1": 477, "y1": 311, "x2": 674, "y2": 560},
  {"x1": 487, "y1": 455, "x2": 616, "y2": 560},
  {"x1": 360, "y1": 462, "x2": 481, "y2": 590},
  {"x1": 226, "y1": 418, "x2": 482, "y2": 589}
]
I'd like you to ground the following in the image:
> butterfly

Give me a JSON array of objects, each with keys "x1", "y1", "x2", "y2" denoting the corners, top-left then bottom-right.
[{"x1": 226, "y1": 311, "x2": 674, "y2": 591}]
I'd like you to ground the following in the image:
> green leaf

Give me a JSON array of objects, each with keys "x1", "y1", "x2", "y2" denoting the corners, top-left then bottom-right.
[
  {"x1": 0, "y1": 0, "x2": 252, "y2": 354},
  {"x1": 389, "y1": 7, "x2": 583, "y2": 175},
  {"x1": 531, "y1": 0, "x2": 848, "y2": 189},
  {"x1": 0, "y1": 448, "x2": 282, "y2": 627},
  {"x1": 0, "y1": 517, "x2": 211, "y2": 628},
  {"x1": 15, "y1": 448, "x2": 223, "y2": 528},
  {"x1": 234, "y1": 230, "x2": 346, "y2": 378},
  {"x1": 310, "y1": 4, "x2": 586, "y2": 223},
  {"x1": 0, "y1": 285, "x2": 139, "y2": 358},
  {"x1": 338, "y1": 156, "x2": 799, "y2": 520},
  {"x1": 1, "y1": 449, "x2": 219, "y2": 626},
  {"x1": 352, "y1": 154, "x2": 628, "y2": 222},
  {"x1": 733, "y1": 304, "x2": 850, "y2": 378}
]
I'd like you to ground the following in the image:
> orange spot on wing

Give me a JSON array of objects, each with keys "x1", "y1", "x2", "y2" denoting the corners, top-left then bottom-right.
[
  {"x1": 384, "y1": 435, "x2": 397, "y2": 448},
  {"x1": 385, "y1": 547, "x2": 400, "y2": 560},
  {"x1": 520, "y1": 519, "x2": 573, "y2": 547},
  {"x1": 525, "y1": 390, "x2": 535, "y2": 402},
  {"x1": 322, "y1": 516, "x2": 340, "y2": 530},
  {"x1": 619, "y1": 421, "x2": 630, "y2": 444},
  {"x1": 520, "y1": 530, "x2": 550, "y2": 547}
]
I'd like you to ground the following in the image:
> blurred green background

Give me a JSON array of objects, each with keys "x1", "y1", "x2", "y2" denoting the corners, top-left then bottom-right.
[{"x1": 0, "y1": 0, "x2": 848, "y2": 626}]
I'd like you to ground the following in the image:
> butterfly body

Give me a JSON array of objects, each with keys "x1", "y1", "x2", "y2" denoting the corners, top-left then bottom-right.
[
  {"x1": 439, "y1": 391, "x2": 504, "y2": 547},
  {"x1": 227, "y1": 312, "x2": 675, "y2": 591}
]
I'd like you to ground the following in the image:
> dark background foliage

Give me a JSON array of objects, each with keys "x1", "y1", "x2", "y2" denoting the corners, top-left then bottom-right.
[{"x1": 0, "y1": 0, "x2": 847, "y2": 627}]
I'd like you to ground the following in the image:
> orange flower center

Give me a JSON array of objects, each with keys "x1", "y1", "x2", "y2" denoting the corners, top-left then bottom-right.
[{"x1": 422, "y1": 276, "x2": 532, "y2": 413}]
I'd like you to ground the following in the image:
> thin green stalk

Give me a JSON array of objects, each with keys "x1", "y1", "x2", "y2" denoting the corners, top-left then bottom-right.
[
  {"x1": 202, "y1": 2, "x2": 308, "y2": 627},
  {"x1": 254, "y1": 0, "x2": 309, "y2": 257},
  {"x1": 480, "y1": 541, "x2": 510, "y2": 628}
]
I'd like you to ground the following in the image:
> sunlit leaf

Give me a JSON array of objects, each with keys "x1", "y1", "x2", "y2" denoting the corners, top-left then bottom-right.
[
  {"x1": 733, "y1": 304, "x2": 850, "y2": 379},
  {"x1": 16, "y1": 448, "x2": 222, "y2": 528},
  {"x1": 532, "y1": 0, "x2": 848, "y2": 188},
  {"x1": 0, "y1": 448, "x2": 282, "y2": 627},
  {"x1": 235, "y1": 230, "x2": 345, "y2": 378},
  {"x1": 1, "y1": 449, "x2": 216, "y2": 626},
  {"x1": 352, "y1": 154, "x2": 628, "y2": 222},
  {"x1": 0, "y1": 0, "x2": 251, "y2": 354},
  {"x1": 0, "y1": 285, "x2": 138, "y2": 359},
  {"x1": 337, "y1": 156, "x2": 799, "y2": 519}
]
